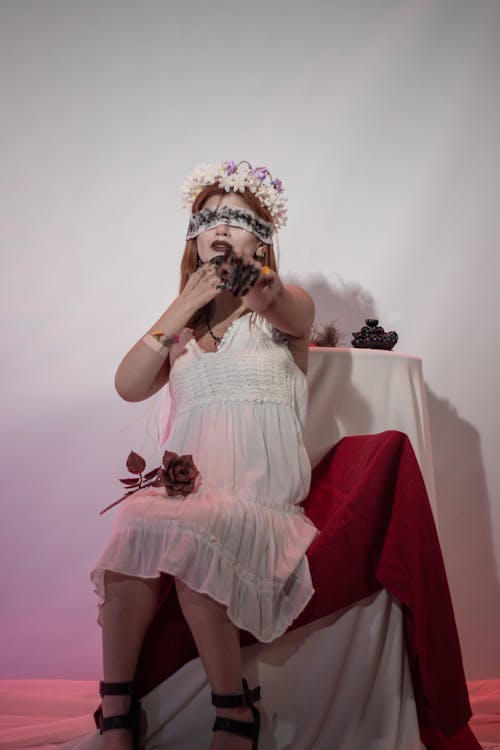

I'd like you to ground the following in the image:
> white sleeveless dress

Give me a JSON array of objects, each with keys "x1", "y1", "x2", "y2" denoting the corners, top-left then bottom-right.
[{"x1": 91, "y1": 313, "x2": 320, "y2": 642}]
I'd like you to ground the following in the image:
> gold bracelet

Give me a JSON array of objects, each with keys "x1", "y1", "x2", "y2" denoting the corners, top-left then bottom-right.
[{"x1": 142, "y1": 331, "x2": 180, "y2": 358}]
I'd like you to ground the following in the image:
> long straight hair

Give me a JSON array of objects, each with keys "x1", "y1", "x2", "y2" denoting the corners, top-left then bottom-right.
[{"x1": 178, "y1": 186, "x2": 279, "y2": 330}]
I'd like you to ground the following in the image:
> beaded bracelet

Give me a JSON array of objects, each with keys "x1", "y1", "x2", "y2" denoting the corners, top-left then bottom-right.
[{"x1": 142, "y1": 330, "x2": 180, "y2": 358}]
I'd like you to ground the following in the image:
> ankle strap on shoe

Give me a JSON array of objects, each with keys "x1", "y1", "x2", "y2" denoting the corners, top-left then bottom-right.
[
  {"x1": 212, "y1": 678, "x2": 261, "y2": 708},
  {"x1": 99, "y1": 711, "x2": 139, "y2": 734},
  {"x1": 213, "y1": 715, "x2": 259, "y2": 740},
  {"x1": 99, "y1": 680, "x2": 134, "y2": 696}
]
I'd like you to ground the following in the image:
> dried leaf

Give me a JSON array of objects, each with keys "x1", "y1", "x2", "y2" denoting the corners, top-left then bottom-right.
[
  {"x1": 144, "y1": 466, "x2": 161, "y2": 481},
  {"x1": 126, "y1": 450, "x2": 146, "y2": 475},
  {"x1": 119, "y1": 477, "x2": 141, "y2": 486},
  {"x1": 310, "y1": 322, "x2": 340, "y2": 347}
]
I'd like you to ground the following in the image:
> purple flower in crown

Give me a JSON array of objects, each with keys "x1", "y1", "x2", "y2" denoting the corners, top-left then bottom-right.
[
  {"x1": 272, "y1": 178, "x2": 284, "y2": 193},
  {"x1": 224, "y1": 160, "x2": 238, "y2": 174},
  {"x1": 252, "y1": 166, "x2": 269, "y2": 182}
]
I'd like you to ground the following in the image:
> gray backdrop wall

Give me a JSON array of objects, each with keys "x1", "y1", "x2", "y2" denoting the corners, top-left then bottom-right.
[{"x1": 1, "y1": 0, "x2": 499, "y2": 679}]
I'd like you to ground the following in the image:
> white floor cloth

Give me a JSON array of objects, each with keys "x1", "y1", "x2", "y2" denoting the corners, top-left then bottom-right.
[{"x1": 53, "y1": 590, "x2": 424, "y2": 750}]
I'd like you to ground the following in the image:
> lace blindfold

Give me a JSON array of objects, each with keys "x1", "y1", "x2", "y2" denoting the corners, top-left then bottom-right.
[{"x1": 186, "y1": 206, "x2": 274, "y2": 244}]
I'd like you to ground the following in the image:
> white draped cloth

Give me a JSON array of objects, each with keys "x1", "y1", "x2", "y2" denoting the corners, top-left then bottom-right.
[{"x1": 51, "y1": 590, "x2": 423, "y2": 750}]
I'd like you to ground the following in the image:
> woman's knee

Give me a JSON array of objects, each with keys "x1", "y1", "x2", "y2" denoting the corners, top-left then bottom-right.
[
  {"x1": 174, "y1": 577, "x2": 229, "y2": 620},
  {"x1": 102, "y1": 570, "x2": 161, "y2": 619}
]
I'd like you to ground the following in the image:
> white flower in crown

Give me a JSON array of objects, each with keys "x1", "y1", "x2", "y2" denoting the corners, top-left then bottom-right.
[{"x1": 181, "y1": 160, "x2": 288, "y2": 230}]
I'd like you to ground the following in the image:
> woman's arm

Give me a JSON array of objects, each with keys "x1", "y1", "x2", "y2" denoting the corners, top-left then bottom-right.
[
  {"x1": 114, "y1": 295, "x2": 195, "y2": 402},
  {"x1": 242, "y1": 267, "x2": 315, "y2": 338},
  {"x1": 259, "y1": 283, "x2": 315, "y2": 338},
  {"x1": 115, "y1": 264, "x2": 223, "y2": 402}
]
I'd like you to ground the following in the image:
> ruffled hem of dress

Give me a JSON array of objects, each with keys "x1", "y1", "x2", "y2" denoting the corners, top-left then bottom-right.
[{"x1": 90, "y1": 515, "x2": 317, "y2": 643}]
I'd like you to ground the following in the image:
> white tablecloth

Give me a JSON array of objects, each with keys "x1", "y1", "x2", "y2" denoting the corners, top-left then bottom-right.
[{"x1": 305, "y1": 347, "x2": 437, "y2": 519}]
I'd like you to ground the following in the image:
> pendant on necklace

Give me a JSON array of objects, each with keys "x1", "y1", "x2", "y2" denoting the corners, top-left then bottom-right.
[
  {"x1": 206, "y1": 310, "x2": 224, "y2": 346},
  {"x1": 206, "y1": 307, "x2": 245, "y2": 348}
]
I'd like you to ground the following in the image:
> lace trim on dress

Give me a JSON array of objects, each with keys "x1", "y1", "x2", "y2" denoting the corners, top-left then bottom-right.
[
  {"x1": 122, "y1": 518, "x2": 295, "y2": 590},
  {"x1": 92, "y1": 515, "x2": 317, "y2": 642}
]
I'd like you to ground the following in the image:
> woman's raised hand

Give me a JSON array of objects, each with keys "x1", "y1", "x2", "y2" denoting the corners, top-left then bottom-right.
[
  {"x1": 215, "y1": 248, "x2": 283, "y2": 313},
  {"x1": 179, "y1": 250, "x2": 283, "y2": 316},
  {"x1": 215, "y1": 248, "x2": 261, "y2": 297}
]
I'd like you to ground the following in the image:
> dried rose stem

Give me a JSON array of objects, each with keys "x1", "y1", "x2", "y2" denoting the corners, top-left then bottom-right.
[{"x1": 100, "y1": 473, "x2": 145, "y2": 515}]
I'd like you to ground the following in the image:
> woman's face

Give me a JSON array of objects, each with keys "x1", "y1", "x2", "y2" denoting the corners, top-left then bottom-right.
[{"x1": 196, "y1": 192, "x2": 263, "y2": 264}]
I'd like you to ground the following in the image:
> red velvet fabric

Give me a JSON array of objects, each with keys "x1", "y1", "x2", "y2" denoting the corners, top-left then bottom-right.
[{"x1": 132, "y1": 430, "x2": 480, "y2": 750}]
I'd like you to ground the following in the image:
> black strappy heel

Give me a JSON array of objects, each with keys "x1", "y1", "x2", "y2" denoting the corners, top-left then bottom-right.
[
  {"x1": 93, "y1": 680, "x2": 141, "y2": 749},
  {"x1": 211, "y1": 677, "x2": 261, "y2": 749}
]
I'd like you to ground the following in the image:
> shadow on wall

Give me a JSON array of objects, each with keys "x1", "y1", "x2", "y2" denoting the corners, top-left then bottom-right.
[
  {"x1": 425, "y1": 389, "x2": 500, "y2": 680},
  {"x1": 281, "y1": 271, "x2": 376, "y2": 344}
]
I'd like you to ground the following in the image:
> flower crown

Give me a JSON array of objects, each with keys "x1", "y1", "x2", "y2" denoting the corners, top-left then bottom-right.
[{"x1": 181, "y1": 160, "x2": 287, "y2": 231}]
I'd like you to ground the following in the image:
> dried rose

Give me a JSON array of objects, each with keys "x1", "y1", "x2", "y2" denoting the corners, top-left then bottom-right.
[
  {"x1": 153, "y1": 450, "x2": 199, "y2": 496},
  {"x1": 99, "y1": 449, "x2": 200, "y2": 515}
]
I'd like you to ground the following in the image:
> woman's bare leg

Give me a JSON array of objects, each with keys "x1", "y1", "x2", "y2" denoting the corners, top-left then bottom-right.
[
  {"x1": 99, "y1": 571, "x2": 162, "y2": 749},
  {"x1": 175, "y1": 578, "x2": 255, "y2": 749}
]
